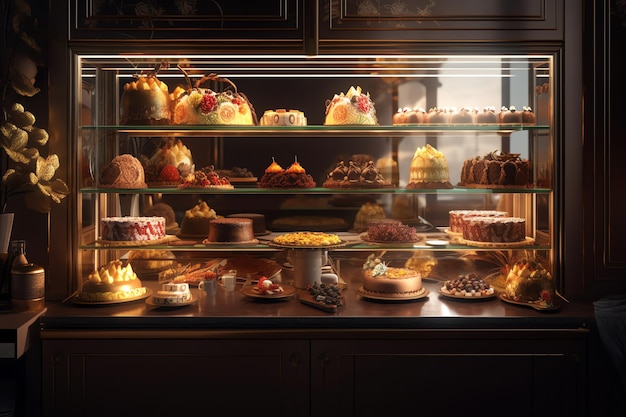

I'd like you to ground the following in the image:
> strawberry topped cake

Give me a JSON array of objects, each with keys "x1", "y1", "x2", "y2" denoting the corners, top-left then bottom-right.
[
  {"x1": 172, "y1": 72, "x2": 257, "y2": 125},
  {"x1": 179, "y1": 166, "x2": 234, "y2": 189}
]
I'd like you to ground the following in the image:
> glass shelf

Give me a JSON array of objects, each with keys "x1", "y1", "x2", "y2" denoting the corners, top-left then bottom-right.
[
  {"x1": 80, "y1": 186, "x2": 552, "y2": 195},
  {"x1": 81, "y1": 124, "x2": 549, "y2": 137}
]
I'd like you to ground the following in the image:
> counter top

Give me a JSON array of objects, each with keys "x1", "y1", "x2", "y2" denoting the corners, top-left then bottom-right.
[
  {"x1": 40, "y1": 280, "x2": 594, "y2": 333},
  {"x1": 0, "y1": 308, "x2": 46, "y2": 358}
]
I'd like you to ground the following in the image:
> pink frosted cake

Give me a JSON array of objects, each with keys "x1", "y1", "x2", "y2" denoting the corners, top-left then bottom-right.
[{"x1": 101, "y1": 216, "x2": 166, "y2": 242}]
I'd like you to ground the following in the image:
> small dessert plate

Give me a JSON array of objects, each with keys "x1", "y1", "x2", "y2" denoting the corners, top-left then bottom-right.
[{"x1": 425, "y1": 239, "x2": 448, "y2": 246}]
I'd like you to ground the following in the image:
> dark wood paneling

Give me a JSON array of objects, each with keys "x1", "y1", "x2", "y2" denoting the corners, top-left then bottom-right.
[
  {"x1": 583, "y1": 0, "x2": 626, "y2": 297},
  {"x1": 320, "y1": 0, "x2": 563, "y2": 43},
  {"x1": 70, "y1": 0, "x2": 303, "y2": 42}
]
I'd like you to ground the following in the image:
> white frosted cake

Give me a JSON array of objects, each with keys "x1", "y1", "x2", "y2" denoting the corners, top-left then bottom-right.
[
  {"x1": 152, "y1": 282, "x2": 192, "y2": 305},
  {"x1": 101, "y1": 216, "x2": 166, "y2": 241},
  {"x1": 260, "y1": 109, "x2": 307, "y2": 126}
]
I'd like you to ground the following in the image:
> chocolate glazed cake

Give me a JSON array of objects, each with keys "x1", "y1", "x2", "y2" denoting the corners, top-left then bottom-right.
[{"x1": 459, "y1": 150, "x2": 531, "y2": 188}]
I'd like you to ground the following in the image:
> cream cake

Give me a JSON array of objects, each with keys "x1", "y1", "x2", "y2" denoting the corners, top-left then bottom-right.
[
  {"x1": 260, "y1": 109, "x2": 307, "y2": 126},
  {"x1": 324, "y1": 86, "x2": 378, "y2": 125},
  {"x1": 406, "y1": 144, "x2": 453, "y2": 189},
  {"x1": 361, "y1": 255, "x2": 424, "y2": 298},
  {"x1": 79, "y1": 259, "x2": 146, "y2": 302},
  {"x1": 172, "y1": 73, "x2": 256, "y2": 125},
  {"x1": 152, "y1": 282, "x2": 192, "y2": 305},
  {"x1": 101, "y1": 216, "x2": 166, "y2": 242}
]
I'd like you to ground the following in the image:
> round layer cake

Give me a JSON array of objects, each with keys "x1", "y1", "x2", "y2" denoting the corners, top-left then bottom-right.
[
  {"x1": 120, "y1": 75, "x2": 171, "y2": 125},
  {"x1": 260, "y1": 109, "x2": 307, "y2": 126},
  {"x1": 179, "y1": 201, "x2": 218, "y2": 238},
  {"x1": 406, "y1": 144, "x2": 453, "y2": 189},
  {"x1": 152, "y1": 282, "x2": 192, "y2": 305},
  {"x1": 142, "y1": 203, "x2": 177, "y2": 231},
  {"x1": 226, "y1": 213, "x2": 267, "y2": 235},
  {"x1": 461, "y1": 216, "x2": 526, "y2": 243},
  {"x1": 101, "y1": 216, "x2": 166, "y2": 242},
  {"x1": 448, "y1": 210, "x2": 508, "y2": 233},
  {"x1": 324, "y1": 86, "x2": 378, "y2": 125},
  {"x1": 128, "y1": 249, "x2": 177, "y2": 274},
  {"x1": 79, "y1": 259, "x2": 146, "y2": 302},
  {"x1": 99, "y1": 154, "x2": 147, "y2": 189},
  {"x1": 459, "y1": 150, "x2": 531, "y2": 188},
  {"x1": 362, "y1": 267, "x2": 424, "y2": 298},
  {"x1": 206, "y1": 218, "x2": 256, "y2": 243}
]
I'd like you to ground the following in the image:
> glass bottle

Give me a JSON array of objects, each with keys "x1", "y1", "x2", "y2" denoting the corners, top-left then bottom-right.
[{"x1": 10, "y1": 240, "x2": 45, "y2": 311}]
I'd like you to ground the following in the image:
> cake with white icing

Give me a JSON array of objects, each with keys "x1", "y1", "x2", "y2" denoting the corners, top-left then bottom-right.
[
  {"x1": 152, "y1": 282, "x2": 192, "y2": 305},
  {"x1": 260, "y1": 109, "x2": 307, "y2": 126},
  {"x1": 324, "y1": 86, "x2": 378, "y2": 125},
  {"x1": 101, "y1": 216, "x2": 166, "y2": 242}
]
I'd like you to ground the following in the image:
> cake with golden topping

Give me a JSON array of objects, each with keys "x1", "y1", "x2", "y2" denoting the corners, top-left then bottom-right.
[
  {"x1": 120, "y1": 73, "x2": 171, "y2": 125},
  {"x1": 79, "y1": 259, "x2": 146, "y2": 302},
  {"x1": 258, "y1": 157, "x2": 316, "y2": 188},
  {"x1": 361, "y1": 254, "x2": 424, "y2": 298},
  {"x1": 406, "y1": 144, "x2": 453, "y2": 189}
]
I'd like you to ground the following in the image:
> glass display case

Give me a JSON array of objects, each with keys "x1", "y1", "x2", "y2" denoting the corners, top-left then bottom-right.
[{"x1": 75, "y1": 54, "x2": 554, "y2": 294}]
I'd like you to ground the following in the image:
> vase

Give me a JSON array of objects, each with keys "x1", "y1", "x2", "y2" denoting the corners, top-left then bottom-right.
[{"x1": 0, "y1": 212, "x2": 14, "y2": 254}]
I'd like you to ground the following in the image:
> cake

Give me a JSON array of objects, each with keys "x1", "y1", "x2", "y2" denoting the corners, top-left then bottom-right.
[
  {"x1": 151, "y1": 282, "x2": 192, "y2": 305},
  {"x1": 128, "y1": 249, "x2": 177, "y2": 274},
  {"x1": 205, "y1": 218, "x2": 256, "y2": 243},
  {"x1": 214, "y1": 166, "x2": 256, "y2": 182},
  {"x1": 260, "y1": 109, "x2": 307, "y2": 126},
  {"x1": 391, "y1": 195, "x2": 415, "y2": 220},
  {"x1": 226, "y1": 213, "x2": 267, "y2": 235},
  {"x1": 98, "y1": 154, "x2": 147, "y2": 189},
  {"x1": 521, "y1": 106, "x2": 537, "y2": 124},
  {"x1": 273, "y1": 232, "x2": 342, "y2": 246},
  {"x1": 475, "y1": 106, "x2": 498, "y2": 124},
  {"x1": 448, "y1": 210, "x2": 508, "y2": 233},
  {"x1": 392, "y1": 107, "x2": 426, "y2": 125},
  {"x1": 504, "y1": 258, "x2": 555, "y2": 307},
  {"x1": 449, "y1": 107, "x2": 475, "y2": 124},
  {"x1": 324, "y1": 86, "x2": 378, "y2": 125},
  {"x1": 100, "y1": 216, "x2": 166, "y2": 242},
  {"x1": 353, "y1": 202, "x2": 387, "y2": 232},
  {"x1": 258, "y1": 158, "x2": 316, "y2": 188},
  {"x1": 362, "y1": 219, "x2": 420, "y2": 243},
  {"x1": 406, "y1": 144, "x2": 453, "y2": 189},
  {"x1": 141, "y1": 138, "x2": 193, "y2": 186},
  {"x1": 440, "y1": 272, "x2": 495, "y2": 297},
  {"x1": 426, "y1": 107, "x2": 449, "y2": 124},
  {"x1": 179, "y1": 166, "x2": 234, "y2": 189},
  {"x1": 461, "y1": 216, "x2": 526, "y2": 243},
  {"x1": 79, "y1": 259, "x2": 146, "y2": 302},
  {"x1": 459, "y1": 150, "x2": 532, "y2": 188},
  {"x1": 375, "y1": 157, "x2": 398, "y2": 183},
  {"x1": 142, "y1": 203, "x2": 178, "y2": 231},
  {"x1": 251, "y1": 276, "x2": 284, "y2": 296},
  {"x1": 172, "y1": 73, "x2": 257, "y2": 125},
  {"x1": 120, "y1": 74, "x2": 171, "y2": 125},
  {"x1": 323, "y1": 159, "x2": 393, "y2": 189},
  {"x1": 499, "y1": 106, "x2": 522, "y2": 124},
  {"x1": 179, "y1": 200, "x2": 218, "y2": 238},
  {"x1": 361, "y1": 255, "x2": 424, "y2": 298}
]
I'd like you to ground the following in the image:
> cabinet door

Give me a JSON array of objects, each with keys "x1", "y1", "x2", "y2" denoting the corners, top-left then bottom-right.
[
  {"x1": 70, "y1": 0, "x2": 304, "y2": 50},
  {"x1": 43, "y1": 338, "x2": 309, "y2": 417},
  {"x1": 319, "y1": 0, "x2": 564, "y2": 46},
  {"x1": 311, "y1": 334, "x2": 587, "y2": 417}
]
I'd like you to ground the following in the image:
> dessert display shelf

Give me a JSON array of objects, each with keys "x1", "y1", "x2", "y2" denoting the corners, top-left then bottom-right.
[{"x1": 81, "y1": 124, "x2": 550, "y2": 137}]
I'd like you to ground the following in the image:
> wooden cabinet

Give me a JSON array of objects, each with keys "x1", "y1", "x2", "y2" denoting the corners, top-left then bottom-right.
[
  {"x1": 42, "y1": 336, "x2": 310, "y2": 417},
  {"x1": 41, "y1": 328, "x2": 590, "y2": 417},
  {"x1": 311, "y1": 332, "x2": 588, "y2": 417}
]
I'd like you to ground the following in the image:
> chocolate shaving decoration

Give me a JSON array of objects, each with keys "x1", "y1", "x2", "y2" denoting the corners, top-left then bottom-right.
[
  {"x1": 487, "y1": 150, "x2": 521, "y2": 162},
  {"x1": 134, "y1": 60, "x2": 169, "y2": 79}
]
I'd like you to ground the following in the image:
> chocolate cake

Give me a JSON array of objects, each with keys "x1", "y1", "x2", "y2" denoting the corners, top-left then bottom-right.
[{"x1": 459, "y1": 150, "x2": 531, "y2": 188}]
